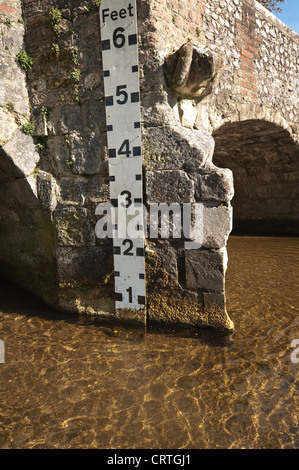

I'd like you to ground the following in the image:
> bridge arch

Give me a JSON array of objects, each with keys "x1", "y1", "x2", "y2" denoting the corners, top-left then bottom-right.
[{"x1": 212, "y1": 119, "x2": 299, "y2": 235}]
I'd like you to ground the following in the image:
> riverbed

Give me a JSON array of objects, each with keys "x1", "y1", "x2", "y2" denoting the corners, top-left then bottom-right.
[{"x1": 0, "y1": 236, "x2": 298, "y2": 448}]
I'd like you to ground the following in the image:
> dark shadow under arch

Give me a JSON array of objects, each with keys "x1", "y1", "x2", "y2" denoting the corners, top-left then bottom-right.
[
  {"x1": 0, "y1": 146, "x2": 57, "y2": 301},
  {"x1": 213, "y1": 120, "x2": 299, "y2": 235}
]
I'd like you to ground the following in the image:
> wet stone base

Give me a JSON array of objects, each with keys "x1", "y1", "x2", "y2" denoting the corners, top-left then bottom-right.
[
  {"x1": 145, "y1": 243, "x2": 234, "y2": 332},
  {"x1": 115, "y1": 308, "x2": 147, "y2": 326}
]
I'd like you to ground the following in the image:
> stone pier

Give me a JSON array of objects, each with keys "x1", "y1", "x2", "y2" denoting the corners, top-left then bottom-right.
[{"x1": 0, "y1": 0, "x2": 298, "y2": 330}]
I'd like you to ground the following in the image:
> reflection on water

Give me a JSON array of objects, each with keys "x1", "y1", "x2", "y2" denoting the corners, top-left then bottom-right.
[{"x1": 0, "y1": 236, "x2": 298, "y2": 449}]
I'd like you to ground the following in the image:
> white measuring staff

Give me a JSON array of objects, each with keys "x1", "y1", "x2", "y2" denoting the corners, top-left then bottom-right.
[{"x1": 99, "y1": 0, "x2": 146, "y2": 318}]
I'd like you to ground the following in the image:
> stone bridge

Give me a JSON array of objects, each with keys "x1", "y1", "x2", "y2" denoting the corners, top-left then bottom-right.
[{"x1": 0, "y1": 0, "x2": 298, "y2": 330}]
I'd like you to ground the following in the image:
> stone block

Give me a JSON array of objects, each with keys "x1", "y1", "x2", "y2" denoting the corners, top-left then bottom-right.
[
  {"x1": 32, "y1": 107, "x2": 47, "y2": 136},
  {"x1": 164, "y1": 43, "x2": 223, "y2": 100},
  {"x1": 87, "y1": 176, "x2": 110, "y2": 204},
  {"x1": 185, "y1": 249, "x2": 226, "y2": 291},
  {"x1": 2, "y1": 129, "x2": 39, "y2": 176},
  {"x1": 54, "y1": 205, "x2": 96, "y2": 247},
  {"x1": 146, "y1": 169, "x2": 194, "y2": 204},
  {"x1": 57, "y1": 245, "x2": 113, "y2": 286},
  {"x1": 47, "y1": 105, "x2": 83, "y2": 136},
  {"x1": 149, "y1": 242, "x2": 179, "y2": 283},
  {"x1": 179, "y1": 100, "x2": 198, "y2": 128},
  {"x1": 195, "y1": 165, "x2": 234, "y2": 202},
  {"x1": 183, "y1": 203, "x2": 232, "y2": 249},
  {"x1": 56, "y1": 177, "x2": 88, "y2": 206},
  {"x1": 204, "y1": 291, "x2": 225, "y2": 312},
  {"x1": 203, "y1": 291, "x2": 234, "y2": 331},
  {"x1": 36, "y1": 170, "x2": 57, "y2": 212},
  {"x1": 143, "y1": 125, "x2": 215, "y2": 171},
  {"x1": 0, "y1": 107, "x2": 18, "y2": 145},
  {"x1": 47, "y1": 136, "x2": 72, "y2": 177},
  {"x1": 70, "y1": 132, "x2": 108, "y2": 175},
  {"x1": 202, "y1": 203, "x2": 233, "y2": 249},
  {"x1": 81, "y1": 100, "x2": 106, "y2": 133}
]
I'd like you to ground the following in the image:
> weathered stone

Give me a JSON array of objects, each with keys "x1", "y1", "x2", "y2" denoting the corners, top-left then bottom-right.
[
  {"x1": 47, "y1": 105, "x2": 83, "y2": 136},
  {"x1": 57, "y1": 245, "x2": 113, "y2": 286},
  {"x1": 0, "y1": 107, "x2": 18, "y2": 145},
  {"x1": 70, "y1": 132, "x2": 108, "y2": 176},
  {"x1": 32, "y1": 107, "x2": 47, "y2": 136},
  {"x1": 87, "y1": 176, "x2": 110, "y2": 204},
  {"x1": 53, "y1": 205, "x2": 96, "y2": 247},
  {"x1": 202, "y1": 203, "x2": 233, "y2": 249},
  {"x1": 146, "y1": 170, "x2": 194, "y2": 204},
  {"x1": 179, "y1": 100, "x2": 198, "y2": 128},
  {"x1": 203, "y1": 291, "x2": 234, "y2": 331},
  {"x1": 195, "y1": 165, "x2": 234, "y2": 202},
  {"x1": 147, "y1": 242, "x2": 179, "y2": 283},
  {"x1": 143, "y1": 125, "x2": 215, "y2": 171},
  {"x1": 56, "y1": 177, "x2": 88, "y2": 206},
  {"x1": 36, "y1": 170, "x2": 57, "y2": 212},
  {"x1": 47, "y1": 136, "x2": 72, "y2": 177},
  {"x1": 2, "y1": 129, "x2": 39, "y2": 176},
  {"x1": 164, "y1": 43, "x2": 223, "y2": 100},
  {"x1": 185, "y1": 249, "x2": 226, "y2": 291}
]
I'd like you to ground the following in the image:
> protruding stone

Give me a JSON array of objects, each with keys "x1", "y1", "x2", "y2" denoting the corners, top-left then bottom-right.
[
  {"x1": 2, "y1": 129, "x2": 39, "y2": 176},
  {"x1": 143, "y1": 124, "x2": 215, "y2": 171},
  {"x1": 164, "y1": 43, "x2": 223, "y2": 100},
  {"x1": 202, "y1": 203, "x2": 233, "y2": 249},
  {"x1": 195, "y1": 165, "x2": 234, "y2": 202}
]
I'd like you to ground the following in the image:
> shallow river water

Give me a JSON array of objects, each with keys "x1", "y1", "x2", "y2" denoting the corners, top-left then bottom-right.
[{"x1": 0, "y1": 236, "x2": 298, "y2": 449}]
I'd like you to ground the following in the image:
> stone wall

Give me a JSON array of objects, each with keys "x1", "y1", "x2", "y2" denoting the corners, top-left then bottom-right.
[{"x1": 0, "y1": 0, "x2": 298, "y2": 329}]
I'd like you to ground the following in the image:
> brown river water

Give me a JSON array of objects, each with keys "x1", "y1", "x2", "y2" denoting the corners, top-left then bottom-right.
[{"x1": 0, "y1": 236, "x2": 298, "y2": 449}]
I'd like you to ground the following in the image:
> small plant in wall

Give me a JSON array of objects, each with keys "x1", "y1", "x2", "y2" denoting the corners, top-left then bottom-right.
[
  {"x1": 93, "y1": 0, "x2": 103, "y2": 7},
  {"x1": 51, "y1": 43, "x2": 60, "y2": 56},
  {"x1": 70, "y1": 68, "x2": 81, "y2": 102},
  {"x1": 6, "y1": 102, "x2": 14, "y2": 111},
  {"x1": 23, "y1": 122, "x2": 35, "y2": 136},
  {"x1": 69, "y1": 46, "x2": 78, "y2": 65},
  {"x1": 70, "y1": 68, "x2": 81, "y2": 83},
  {"x1": 16, "y1": 50, "x2": 33, "y2": 71},
  {"x1": 48, "y1": 6, "x2": 62, "y2": 35},
  {"x1": 41, "y1": 106, "x2": 50, "y2": 121},
  {"x1": 35, "y1": 136, "x2": 48, "y2": 154},
  {"x1": 66, "y1": 157, "x2": 73, "y2": 169}
]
